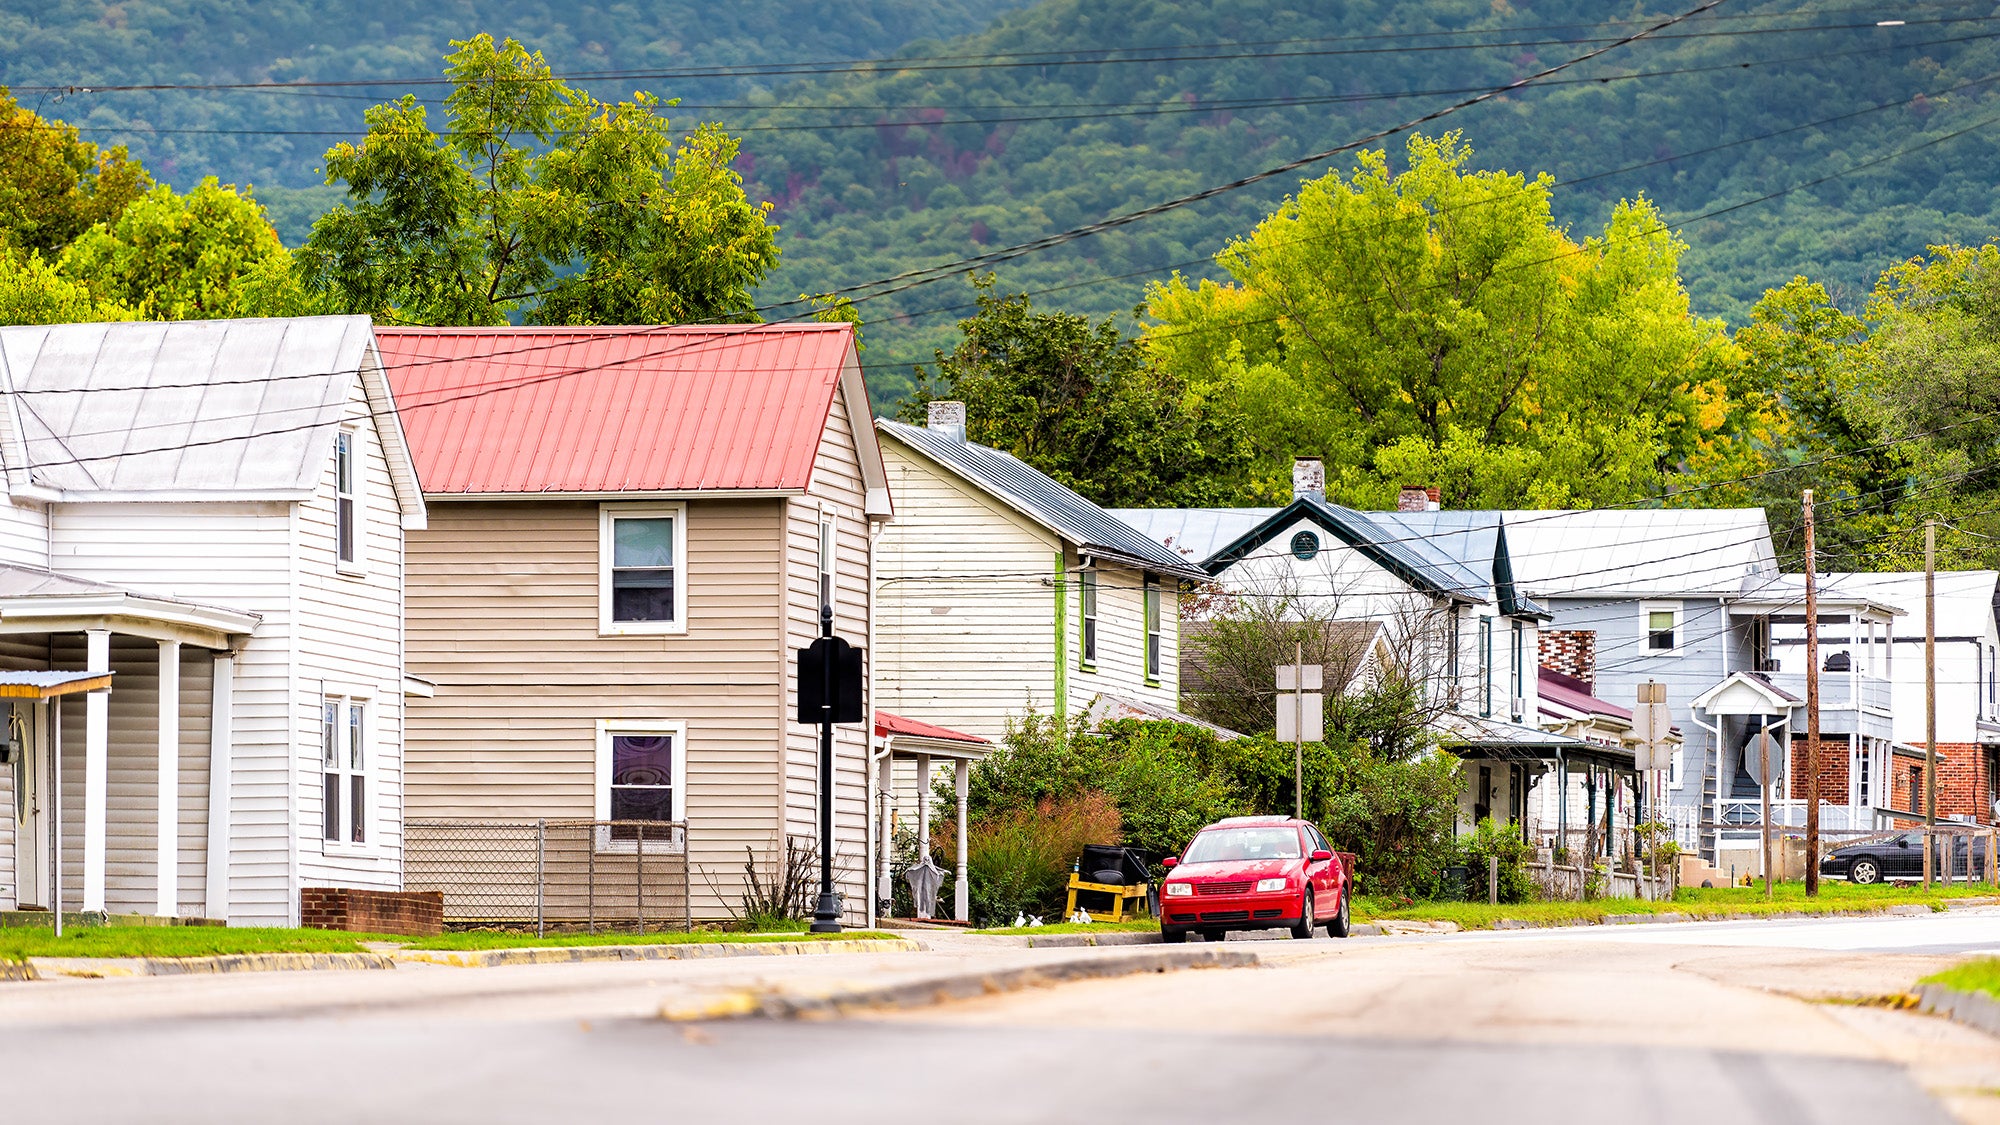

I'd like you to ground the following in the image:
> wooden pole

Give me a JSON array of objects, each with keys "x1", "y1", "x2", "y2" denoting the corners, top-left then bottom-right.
[
  {"x1": 1925, "y1": 519, "x2": 1938, "y2": 890},
  {"x1": 1760, "y1": 730, "x2": 1772, "y2": 900},
  {"x1": 1294, "y1": 638, "x2": 1304, "y2": 820},
  {"x1": 1804, "y1": 489, "x2": 1822, "y2": 897}
]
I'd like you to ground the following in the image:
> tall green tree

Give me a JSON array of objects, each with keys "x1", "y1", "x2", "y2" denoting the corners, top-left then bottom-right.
[
  {"x1": 0, "y1": 88, "x2": 151, "y2": 256},
  {"x1": 297, "y1": 35, "x2": 780, "y2": 326},
  {"x1": 1145, "y1": 133, "x2": 1737, "y2": 508},
  {"x1": 902, "y1": 277, "x2": 1252, "y2": 507},
  {"x1": 58, "y1": 178, "x2": 307, "y2": 320}
]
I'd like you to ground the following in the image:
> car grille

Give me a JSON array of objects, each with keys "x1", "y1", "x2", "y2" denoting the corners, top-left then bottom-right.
[
  {"x1": 1198, "y1": 910, "x2": 1249, "y2": 923},
  {"x1": 1196, "y1": 881, "x2": 1253, "y2": 896},
  {"x1": 1253, "y1": 908, "x2": 1283, "y2": 919}
]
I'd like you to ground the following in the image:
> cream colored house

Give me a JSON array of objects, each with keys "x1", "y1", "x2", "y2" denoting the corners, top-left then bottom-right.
[
  {"x1": 379, "y1": 324, "x2": 892, "y2": 925},
  {"x1": 874, "y1": 405, "x2": 1207, "y2": 747},
  {"x1": 0, "y1": 317, "x2": 427, "y2": 926}
]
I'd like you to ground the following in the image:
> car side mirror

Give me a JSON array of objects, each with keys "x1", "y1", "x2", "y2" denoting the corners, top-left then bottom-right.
[
  {"x1": 1163, "y1": 857, "x2": 1178, "y2": 868},
  {"x1": 1310, "y1": 850, "x2": 1333, "y2": 863}
]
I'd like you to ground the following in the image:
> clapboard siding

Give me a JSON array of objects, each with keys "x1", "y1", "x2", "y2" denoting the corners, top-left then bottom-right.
[
  {"x1": 1065, "y1": 548, "x2": 1181, "y2": 716},
  {"x1": 785, "y1": 382, "x2": 872, "y2": 920},
  {"x1": 295, "y1": 378, "x2": 407, "y2": 893},
  {"x1": 405, "y1": 498, "x2": 791, "y2": 921},
  {"x1": 0, "y1": 499, "x2": 49, "y2": 568},
  {"x1": 0, "y1": 636, "x2": 47, "y2": 909},
  {"x1": 874, "y1": 436, "x2": 1061, "y2": 745},
  {"x1": 48, "y1": 501, "x2": 296, "y2": 924}
]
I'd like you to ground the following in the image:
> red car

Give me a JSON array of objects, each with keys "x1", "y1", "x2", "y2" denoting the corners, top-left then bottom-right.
[{"x1": 1159, "y1": 816, "x2": 1350, "y2": 942}]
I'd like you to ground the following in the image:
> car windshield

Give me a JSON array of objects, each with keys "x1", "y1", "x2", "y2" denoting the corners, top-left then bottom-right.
[{"x1": 1182, "y1": 827, "x2": 1301, "y2": 864}]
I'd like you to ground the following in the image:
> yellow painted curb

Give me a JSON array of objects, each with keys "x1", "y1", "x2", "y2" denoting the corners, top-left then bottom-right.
[{"x1": 24, "y1": 952, "x2": 396, "y2": 978}]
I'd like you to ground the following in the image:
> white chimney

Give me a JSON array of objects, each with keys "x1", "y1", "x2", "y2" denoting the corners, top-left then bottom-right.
[
  {"x1": 926, "y1": 400, "x2": 967, "y2": 442},
  {"x1": 1292, "y1": 458, "x2": 1325, "y2": 503},
  {"x1": 1397, "y1": 485, "x2": 1429, "y2": 513}
]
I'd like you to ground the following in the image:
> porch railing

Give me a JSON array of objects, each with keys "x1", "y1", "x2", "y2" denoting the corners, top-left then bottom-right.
[{"x1": 403, "y1": 819, "x2": 691, "y2": 935}]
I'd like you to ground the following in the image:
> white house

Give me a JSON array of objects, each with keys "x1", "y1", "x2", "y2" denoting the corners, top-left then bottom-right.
[{"x1": 0, "y1": 317, "x2": 426, "y2": 926}]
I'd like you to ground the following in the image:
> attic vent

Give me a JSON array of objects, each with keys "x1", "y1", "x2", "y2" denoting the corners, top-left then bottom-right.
[{"x1": 1291, "y1": 531, "x2": 1320, "y2": 561}]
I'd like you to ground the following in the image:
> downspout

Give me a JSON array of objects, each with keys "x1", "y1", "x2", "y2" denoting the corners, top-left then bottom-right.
[{"x1": 865, "y1": 518, "x2": 880, "y2": 926}]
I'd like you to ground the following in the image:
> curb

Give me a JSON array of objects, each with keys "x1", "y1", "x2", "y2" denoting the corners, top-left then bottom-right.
[
  {"x1": 26, "y1": 952, "x2": 396, "y2": 978},
  {"x1": 659, "y1": 946, "x2": 1260, "y2": 1021},
  {"x1": 1465, "y1": 900, "x2": 1971, "y2": 933},
  {"x1": 395, "y1": 937, "x2": 922, "y2": 969},
  {"x1": 1020, "y1": 932, "x2": 1161, "y2": 948},
  {"x1": 1919, "y1": 983, "x2": 2000, "y2": 1038},
  {"x1": 0, "y1": 961, "x2": 38, "y2": 982}
]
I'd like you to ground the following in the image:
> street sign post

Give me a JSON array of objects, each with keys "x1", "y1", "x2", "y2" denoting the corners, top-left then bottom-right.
[
  {"x1": 1752, "y1": 728, "x2": 1778, "y2": 899},
  {"x1": 797, "y1": 605, "x2": 866, "y2": 933},
  {"x1": 1277, "y1": 653, "x2": 1322, "y2": 818},
  {"x1": 1634, "y1": 682, "x2": 1671, "y2": 874}
]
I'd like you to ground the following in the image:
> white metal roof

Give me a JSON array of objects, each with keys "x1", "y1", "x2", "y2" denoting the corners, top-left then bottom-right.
[
  {"x1": 1499, "y1": 508, "x2": 1778, "y2": 597},
  {"x1": 1805, "y1": 570, "x2": 2000, "y2": 628},
  {"x1": 0, "y1": 317, "x2": 372, "y2": 498},
  {"x1": 1109, "y1": 507, "x2": 1278, "y2": 563}
]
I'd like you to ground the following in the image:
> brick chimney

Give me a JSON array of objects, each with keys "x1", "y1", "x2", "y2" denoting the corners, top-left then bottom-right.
[
  {"x1": 926, "y1": 400, "x2": 967, "y2": 442},
  {"x1": 1397, "y1": 485, "x2": 1429, "y2": 513},
  {"x1": 1539, "y1": 629, "x2": 1598, "y2": 692},
  {"x1": 1426, "y1": 486, "x2": 1441, "y2": 511},
  {"x1": 1292, "y1": 458, "x2": 1325, "y2": 503}
]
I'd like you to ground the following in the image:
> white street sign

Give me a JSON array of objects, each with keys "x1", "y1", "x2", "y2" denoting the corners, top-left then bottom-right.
[
  {"x1": 1277, "y1": 664, "x2": 1323, "y2": 692},
  {"x1": 1745, "y1": 729, "x2": 1779, "y2": 787},
  {"x1": 1277, "y1": 692, "x2": 1324, "y2": 742},
  {"x1": 1633, "y1": 700, "x2": 1672, "y2": 746}
]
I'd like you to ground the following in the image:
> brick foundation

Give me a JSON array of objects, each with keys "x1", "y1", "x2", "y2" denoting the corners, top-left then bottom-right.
[
  {"x1": 300, "y1": 888, "x2": 444, "y2": 936},
  {"x1": 1539, "y1": 630, "x2": 1597, "y2": 690}
]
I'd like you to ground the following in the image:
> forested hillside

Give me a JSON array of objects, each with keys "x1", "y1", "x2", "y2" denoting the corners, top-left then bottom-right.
[{"x1": 9, "y1": 1, "x2": 2000, "y2": 404}]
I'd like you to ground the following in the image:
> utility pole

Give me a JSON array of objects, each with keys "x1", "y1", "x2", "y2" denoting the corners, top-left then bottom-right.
[
  {"x1": 1926, "y1": 519, "x2": 1939, "y2": 889},
  {"x1": 1804, "y1": 489, "x2": 1822, "y2": 898}
]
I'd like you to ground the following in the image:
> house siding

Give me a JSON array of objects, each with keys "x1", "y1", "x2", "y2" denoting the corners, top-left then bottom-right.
[
  {"x1": 874, "y1": 436, "x2": 1061, "y2": 745},
  {"x1": 403, "y1": 498, "x2": 790, "y2": 922},
  {"x1": 0, "y1": 499, "x2": 49, "y2": 568},
  {"x1": 1065, "y1": 550, "x2": 1180, "y2": 716}
]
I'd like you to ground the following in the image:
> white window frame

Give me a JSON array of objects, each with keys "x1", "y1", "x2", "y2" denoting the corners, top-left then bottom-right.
[
  {"x1": 334, "y1": 429, "x2": 362, "y2": 575},
  {"x1": 818, "y1": 512, "x2": 837, "y2": 616},
  {"x1": 1079, "y1": 566, "x2": 1098, "y2": 670},
  {"x1": 1668, "y1": 744, "x2": 1685, "y2": 790},
  {"x1": 320, "y1": 693, "x2": 372, "y2": 852},
  {"x1": 593, "y1": 719, "x2": 688, "y2": 853},
  {"x1": 1478, "y1": 616, "x2": 1493, "y2": 718},
  {"x1": 1143, "y1": 573, "x2": 1162, "y2": 684},
  {"x1": 598, "y1": 503, "x2": 688, "y2": 636},
  {"x1": 1641, "y1": 601, "x2": 1684, "y2": 656}
]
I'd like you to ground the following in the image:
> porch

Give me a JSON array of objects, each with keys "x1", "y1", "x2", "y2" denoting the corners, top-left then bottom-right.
[
  {"x1": 0, "y1": 567, "x2": 257, "y2": 919},
  {"x1": 873, "y1": 711, "x2": 989, "y2": 924}
]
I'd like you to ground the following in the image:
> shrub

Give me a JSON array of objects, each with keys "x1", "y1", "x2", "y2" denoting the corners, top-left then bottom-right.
[
  {"x1": 1454, "y1": 817, "x2": 1536, "y2": 904},
  {"x1": 962, "y1": 791, "x2": 1123, "y2": 925}
]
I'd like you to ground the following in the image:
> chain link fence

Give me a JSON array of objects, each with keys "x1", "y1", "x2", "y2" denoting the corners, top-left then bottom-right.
[{"x1": 404, "y1": 819, "x2": 691, "y2": 935}]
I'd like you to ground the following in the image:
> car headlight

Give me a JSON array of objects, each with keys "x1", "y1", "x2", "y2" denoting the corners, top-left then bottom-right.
[
  {"x1": 1255, "y1": 878, "x2": 1288, "y2": 893},
  {"x1": 1165, "y1": 883, "x2": 1193, "y2": 897}
]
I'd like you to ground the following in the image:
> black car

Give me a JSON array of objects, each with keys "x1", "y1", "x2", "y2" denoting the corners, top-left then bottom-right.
[{"x1": 1820, "y1": 831, "x2": 1986, "y2": 884}]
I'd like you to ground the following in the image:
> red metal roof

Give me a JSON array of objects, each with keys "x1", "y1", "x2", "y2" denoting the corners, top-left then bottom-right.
[
  {"x1": 873, "y1": 710, "x2": 989, "y2": 744},
  {"x1": 1538, "y1": 668, "x2": 1633, "y2": 722},
  {"x1": 375, "y1": 324, "x2": 856, "y2": 495}
]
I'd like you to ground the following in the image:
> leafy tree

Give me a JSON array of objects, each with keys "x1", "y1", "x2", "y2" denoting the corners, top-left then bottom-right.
[
  {"x1": 1146, "y1": 133, "x2": 1736, "y2": 508},
  {"x1": 0, "y1": 248, "x2": 133, "y2": 325},
  {"x1": 902, "y1": 277, "x2": 1252, "y2": 506},
  {"x1": 58, "y1": 178, "x2": 306, "y2": 320},
  {"x1": 0, "y1": 88, "x2": 150, "y2": 256},
  {"x1": 297, "y1": 34, "x2": 780, "y2": 326}
]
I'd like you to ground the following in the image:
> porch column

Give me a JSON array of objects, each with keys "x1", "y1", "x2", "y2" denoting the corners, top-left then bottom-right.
[
  {"x1": 155, "y1": 640, "x2": 180, "y2": 916},
  {"x1": 954, "y1": 758, "x2": 969, "y2": 924},
  {"x1": 82, "y1": 629, "x2": 110, "y2": 913},
  {"x1": 205, "y1": 653, "x2": 233, "y2": 923},
  {"x1": 876, "y1": 752, "x2": 893, "y2": 906},
  {"x1": 915, "y1": 754, "x2": 931, "y2": 859}
]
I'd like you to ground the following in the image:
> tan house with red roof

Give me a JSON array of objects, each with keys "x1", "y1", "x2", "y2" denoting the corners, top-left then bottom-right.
[{"x1": 377, "y1": 324, "x2": 891, "y2": 926}]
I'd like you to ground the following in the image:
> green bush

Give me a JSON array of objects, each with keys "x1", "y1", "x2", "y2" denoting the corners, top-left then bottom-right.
[
  {"x1": 1453, "y1": 817, "x2": 1536, "y2": 904},
  {"x1": 961, "y1": 792, "x2": 1122, "y2": 925}
]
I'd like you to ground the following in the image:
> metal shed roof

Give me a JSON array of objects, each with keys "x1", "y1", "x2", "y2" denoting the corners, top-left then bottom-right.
[
  {"x1": 878, "y1": 420, "x2": 1205, "y2": 579},
  {"x1": 1109, "y1": 507, "x2": 1278, "y2": 563},
  {"x1": 378, "y1": 324, "x2": 874, "y2": 497},
  {"x1": 0, "y1": 317, "x2": 374, "y2": 497},
  {"x1": 1199, "y1": 497, "x2": 1494, "y2": 603},
  {"x1": 1498, "y1": 508, "x2": 1777, "y2": 597}
]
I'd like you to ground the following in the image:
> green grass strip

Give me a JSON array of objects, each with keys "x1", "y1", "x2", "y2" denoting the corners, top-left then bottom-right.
[
  {"x1": 1354, "y1": 881, "x2": 1996, "y2": 931},
  {"x1": 1922, "y1": 957, "x2": 2000, "y2": 999},
  {"x1": 970, "y1": 920, "x2": 1161, "y2": 935},
  {"x1": 403, "y1": 929, "x2": 898, "y2": 950},
  {"x1": 0, "y1": 926, "x2": 393, "y2": 962}
]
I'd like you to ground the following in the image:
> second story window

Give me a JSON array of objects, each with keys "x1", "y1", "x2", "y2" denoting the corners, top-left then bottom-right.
[
  {"x1": 1143, "y1": 574, "x2": 1162, "y2": 683},
  {"x1": 1511, "y1": 621, "x2": 1525, "y2": 714},
  {"x1": 335, "y1": 431, "x2": 357, "y2": 566},
  {"x1": 1079, "y1": 568, "x2": 1098, "y2": 668},
  {"x1": 1479, "y1": 617, "x2": 1493, "y2": 717},
  {"x1": 599, "y1": 505, "x2": 686, "y2": 634},
  {"x1": 819, "y1": 515, "x2": 836, "y2": 614},
  {"x1": 1644, "y1": 603, "x2": 1681, "y2": 653}
]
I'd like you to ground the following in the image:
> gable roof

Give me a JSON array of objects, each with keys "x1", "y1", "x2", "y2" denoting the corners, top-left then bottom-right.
[
  {"x1": 1110, "y1": 507, "x2": 1278, "y2": 564},
  {"x1": 1199, "y1": 496, "x2": 1494, "y2": 604},
  {"x1": 377, "y1": 324, "x2": 888, "y2": 512},
  {"x1": 0, "y1": 317, "x2": 423, "y2": 525},
  {"x1": 877, "y1": 419, "x2": 1203, "y2": 579},
  {"x1": 1371, "y1": 511, "x2": 1549, "y2": 618},
  {"x1": 1499, "y1": 508, "x2": 1777, "y2": 598}
]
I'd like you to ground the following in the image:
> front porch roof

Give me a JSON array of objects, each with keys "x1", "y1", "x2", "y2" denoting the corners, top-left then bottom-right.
[
  {"x1": 0, "y1": 565, "x2": 259, "y2": 649},
  {"x1": 1690, "y1": 670, "x2": 1800, "y2": 716},
  {"x1": 1434, "y1": 713, "x2": 1633, "y2": 768},
  {"x1": 875, "y1": 710, "x2": 990, "y2": 761}
]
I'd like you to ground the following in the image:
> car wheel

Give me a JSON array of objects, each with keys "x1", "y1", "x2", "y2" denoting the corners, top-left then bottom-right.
[
  {"x1": 1161, "y1": 927, "x2": 1188, "y2": 944},
  {"x1": 1328, "y1": 888, "x2": 1351, "y2": 939},
  {"x1": 1291, "y1": 889, "x2": 1316, "y2": 939},
  {"x1": 1850, "y1": 857, "x2": 1883, "y2": 885}
]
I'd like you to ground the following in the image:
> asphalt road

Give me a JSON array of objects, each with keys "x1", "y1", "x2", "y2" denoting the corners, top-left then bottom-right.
[{"x1": 10, "y1": 911, "x2": 2000, "y2": 1124}]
